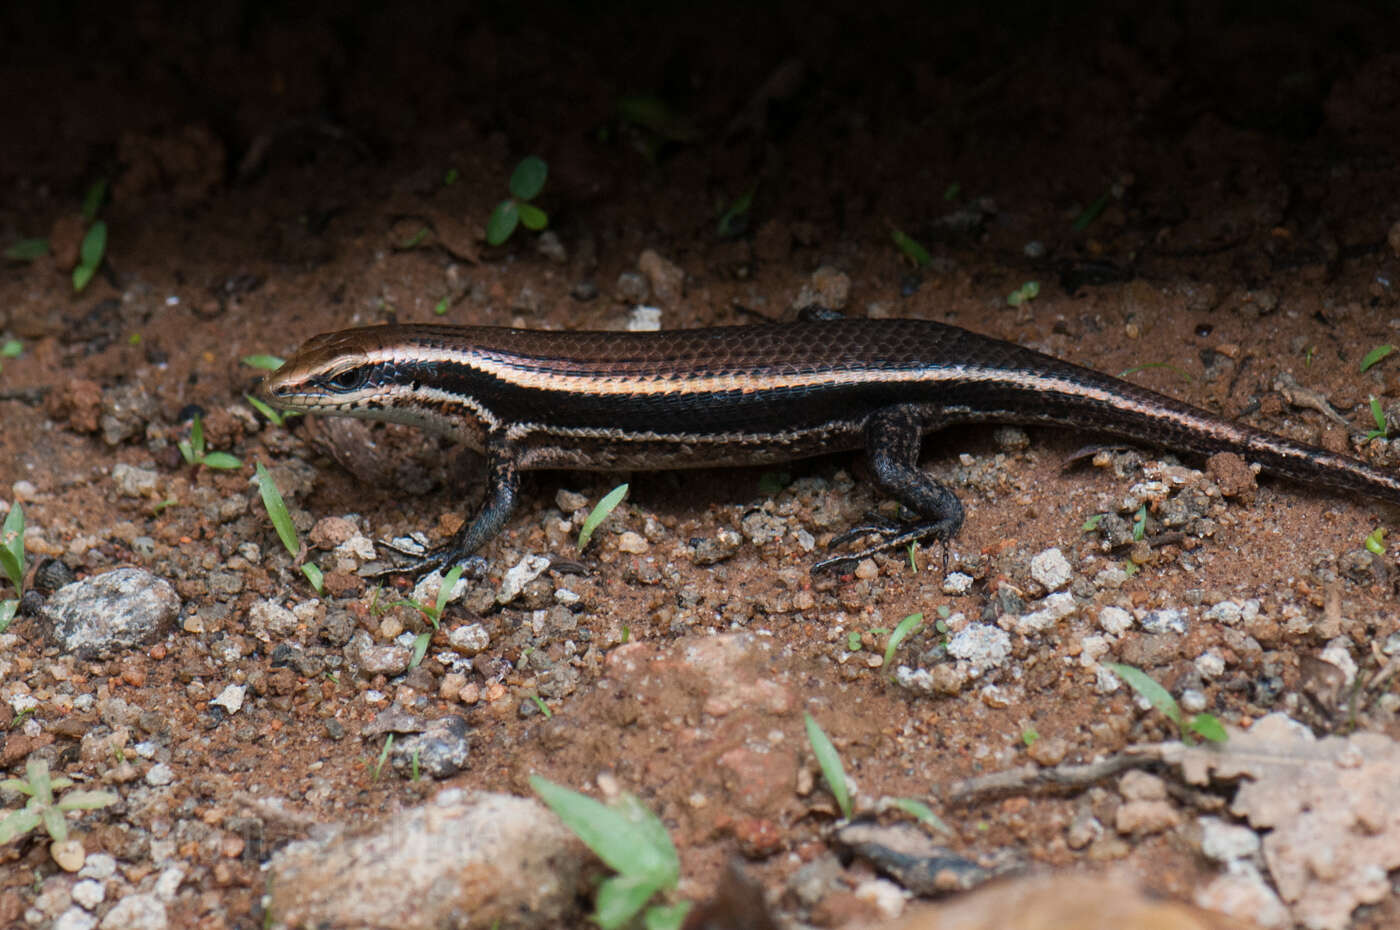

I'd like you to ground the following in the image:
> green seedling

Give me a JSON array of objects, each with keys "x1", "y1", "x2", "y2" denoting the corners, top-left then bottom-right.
[
  {"x1": 241, "y1": 354, "x2": 284, "y2": 371},
  {"x1": 1366, "y1": 396, "x2": 1388, "y2": 441},
  {"x1": 1104, "y1": 662, "x2": 1226, "y2": 744},
  {"x1": 0, "y1": 503, "x2": 24, "y2": 634},
  {"x1": 372, "y1": 734, "x2": 394, "y2": 782},
  {"x1": 72, "y1": 221, "x2": 107, "y2": 293},
  {"x1": 891, "y1": 228, "x2": 931, "y2": 268},
  {"x1": 530, "y1": 694, "x2": 553, "y2": 718},
  {"x1": 716, "y1": 185, "x2": 757, "y2": 239},
  {"x1": 1006, "y1": 281, "x2": 1040, "y2": 307},
  {"x1": 1021, "y1": 727, "x2": 1039, "y2": 747},
  {"x1": 578, "y1": 483, "x2": 629, "y2": 551},
  {"x1": 252, "y1": 463, "x2": 323, "y2": 593},
  {"x1": 433, "y1": 297, "x2": 450, "y2": 316},
  {"x1": 1, "y1": 339, "x2": 22, "y2": 363},
  {"x1": 846, "y1": 631, "x2": 862, "y2": 652},
  {"x1": 0, "y1": 758, "x2": 118, "y2": 846},
  {"x1": 804, "y1": 713, "x2": 852, "y2": 819},
  {"x1": 443, "y1": 167, "x2": 460, "y2": 186},
  {"x1": 4, "y1": 238, "x2": 49, "y2": 261},
  {"x1": 245, "y1": 394, "x2": 299, "y2": 427},
  {"x1": 1072, "y1": 189, "x2": 1112, "y2": 231},
  {"x1": 1360, "y1": 344, "x2": 1394, "y2": 373},
  {"x1": 398, "y1": 227, "x2": 430, "y2": 250},
  {"x1": 943, "y1": 182, "x2": 962, "y2": 201},
  {"x1": 887, "y1": 797, "x2": 953, "y2": 836},
  {"x1": 531, "y1": 776, "x2": 690, "y2": 930},
  {"x1": 1081, "y1": 513, "x2": 1105, "y2": 532},
  {"x1": 883, "y1": 613, "x2": 924, "y2": 676},
  {"x1": 81, "y1": 179, "x2": 107, "y2": 222},
  {"x1": 486, "y1": 156, "x2": 549, "y2": 246},
  {"x1": 1131, "y1": 504, "x2": 1147, "y2": 542},
  {"x1": 177, "y1": 414, "x2": 242, "y2": 470},
  {"x1": 395, "y1": 562, "x2": 467, "y2": 668},
  {"x1": 1365, "y1": 527, "x2": 1387, "y2": 556}
]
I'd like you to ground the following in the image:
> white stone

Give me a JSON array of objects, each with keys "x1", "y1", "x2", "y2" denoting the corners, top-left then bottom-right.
[
  {"x1": 1029, "y1": 547, "x2": 1072, "y2": 591},
  {"x1": 210, "y1": 684, "x2": 245, "y2": 715}
]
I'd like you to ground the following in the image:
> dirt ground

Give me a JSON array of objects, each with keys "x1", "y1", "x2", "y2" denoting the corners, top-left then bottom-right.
[{"x1": 4, "y1": 1, "x2": 1400, "y2": 928}]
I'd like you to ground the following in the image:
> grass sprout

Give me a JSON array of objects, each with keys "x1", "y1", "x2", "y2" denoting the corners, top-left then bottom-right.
[
  {"x1": 531, "y1": 775, "x2": 689, "y2": 930},
  {"x1": 1104, "y1": 662, "x2": 1226, "y2": 744},
  {"x1": 395, "y1": 562, "x2": 466, "y2": 667},
  {"x1": 883, "y1": 613, "x2": 923, "y2": 676},
  {"x1": 253, "y1": 463, "x2": 323, "y2": 593},
  {"x1": 1366, "y1": 396, "x2": 1388, "y2": 441},
  {"x1": 1361, "y1": 344, "x2": 1394, "y2": 373},
  {"x1": 891, "y1": 228, "x2": 931, "y2": 268},
  {"x1": 578, "y1": 483, "x2": 629, "y2": 551},
  {"x1": 804, "y1": 713, "x2": 852, "y2": 819}
]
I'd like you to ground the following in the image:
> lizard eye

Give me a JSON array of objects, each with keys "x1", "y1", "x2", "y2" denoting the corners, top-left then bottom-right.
[{"x1": 324, "y1": 368, "x2": 369, "y2": 392}]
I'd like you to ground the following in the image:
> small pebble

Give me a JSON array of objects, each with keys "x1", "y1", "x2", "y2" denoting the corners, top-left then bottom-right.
[
  {"x1": 1029, "y1": 547, "x2": 1071, "y2": 591},
  {"x1": 51, "y1": 839, "x2": 87, "y2": 872},
  {"x1": 942, "y1": 571, "x2": 973, "y2": 595},
  {"x1": 145, "y1": 763, "x2": 175, "y2": 787}
]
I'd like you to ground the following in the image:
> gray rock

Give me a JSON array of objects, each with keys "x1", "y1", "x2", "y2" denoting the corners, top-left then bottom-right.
[
  {"x1": 390, "y1": 715, "x2": 472, "y2": 779},
  {"x1": 43, "y1": 568, "x2": 180, "y2": 658},
  {"x1": 266, "y1": 791, "x2": 586, "y2": 930}
]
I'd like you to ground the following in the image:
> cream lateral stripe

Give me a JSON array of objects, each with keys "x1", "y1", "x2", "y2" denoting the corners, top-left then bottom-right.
[{"x1": 370, "y1": 345, "x2": 1268, "y2": 441}]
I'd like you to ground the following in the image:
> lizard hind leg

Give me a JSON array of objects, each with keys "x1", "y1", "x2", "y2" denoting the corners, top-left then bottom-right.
[{"x1": 812, "y1": 406, "x2": 963, "y2": 573}]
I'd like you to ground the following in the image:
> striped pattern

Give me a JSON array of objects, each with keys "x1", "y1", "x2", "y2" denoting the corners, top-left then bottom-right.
[{"x1": 260, "y1": 318, "x2": 1400, "y2": 502}]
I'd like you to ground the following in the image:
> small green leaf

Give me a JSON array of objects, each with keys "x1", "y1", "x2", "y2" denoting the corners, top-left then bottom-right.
[
  {"x1": 1082, "y1": 513, "x2": 1104, "y2": 532},
  {"x1": 891, "y1": 228, "x2": 931, "y2": 268},
  {"x1": 889, "y1": 797, "x2": 953, "y2": 835},
  {"x1": 1007, "y1": 281, "x2": 1040, "y2": 307},
  {"x1": 530, "y1": 694, "x2": 552, "y2": 718},
  {"x1": 200, "y1": 452, "x2": 242, "y2": 470},
  {"x1": 1367, "y1": 396, "x2": 1388, "y2": 440},
  {"x1": 0, "y1": 600, "x2": 16, "y2": 635},
  {"x1": 644, "y1": 900, "x2": 692, "y2": 930},
  {"x1": 432, "y1": 562, "x2": 466, "y2": 622},
  {"x1": 399, "y1": 226, "x2": 429, "y2": 249},
  {"x1": 176, "y1": 439, "x2": 195, "y2": 466},
  {"x1": 4, "y1": 238, "x2": 49, "y2": 261},
  {"x1": 804, "y1": 713, "x2": 852, "y2": 819},
  {"x1": 1, "y1": 502, "x2": 25, "y2": 593},
  {"x1": 0, "y1": 340, "x2": 22, "y2": 358},
  {"x1": 245, "y1": 394, "x2": 287, "y2": 425},
  {"x1": 1073, "y1": 190, "x2": 1112, "y2": 231},
  {"x1": 301, "y1": 562, "x2": 324, "y2": 594},
  {"x1": 443, "y1": 167, "x2": 460, "y2": 186},
  {"x1": 1104, "y1": 662, "x2": 1181, "y2": 726},
  {"x1": 0, "y1": 809, "x2": 41, "y2": 844},
  {"x1": 883, "y1": 613, "x2": 923, "y2": 672},
  {"x1": 81, "y1": 179, "x2": 108, "y2": 222},
  {"x1": 72, "y1": 263, "x2": 97, "y2": 293},
  {"x1": 253, "y1": 463, "x2": 301, "y2": 558},
  {"x1": 433, "y1": 297, "x2": 450, "y2": 316},
  {"x1": 530, "y1": 776, "x2": 675, "y2": 879},
  {"x1": 509, "y1": 156, "x2": 549, "y2": 201},
  {"x1": 1360, "y1": 344, "x2": 1395, "y2": 373},
  {"x1": 1189, "y1": 714, "x2": 1228, "y2": 743},
  {"x1": 517, "y1": 202, "x2": 549, "y2": 231},
  {"x1": 1365, "y1": 527, "x2": 1387, "y2": 555},
  {"x1": 846, "y1": 631, "x2": 863, "y2": 652},
  {"x1": 1131, "y1": 504, "x2": 1147, "y2": 541},
  {"x1": 41, "y1": 806, "x2": 67, "y2": 842},
  {"x1": 578, "y1": 483, "x2": 629, "y2": 551},
  {"x1": 595, "y1": 873, "x2": 663, "y2": 930},
  {"x1": 372, "y1": 734, "x2": 393, "y2": 781},
  {"x1": 1021, "y1": 728, "x2": 1039, "y2": 747},
  {"x1": 943, "y1": 182, "x2": 961, "y2": 201},
  {"x1": 56, "y1": 790, "x2": 118, "y2": 811},
  {"x1": 241, "y1": 354, "x2": 285, "y2": 370},
  {"x1": 190, "y1": 414, "x2": 206, "y2": 457},
  {"x1": 78, "y1": 220, "x2": 108, "y2": 271},
  {"x1": 486, "y1": 200, "x2": 520, "y2": 246},
  {"x1": 410, "y1": 631, "x2": 431, "y2": 668}
]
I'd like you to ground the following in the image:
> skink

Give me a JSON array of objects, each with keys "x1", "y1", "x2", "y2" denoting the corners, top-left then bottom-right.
[{"x1": 257, "y1": 317, "x2": 1400, "y2": 575}]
